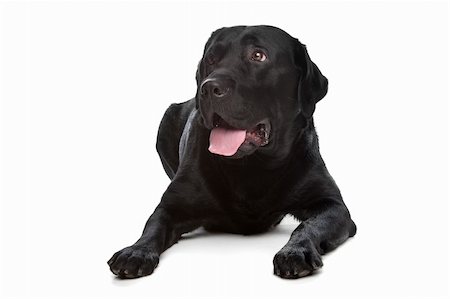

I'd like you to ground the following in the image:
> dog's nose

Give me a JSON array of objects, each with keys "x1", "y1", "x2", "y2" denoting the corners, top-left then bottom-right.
[{"x1": 200, "y1": 78, "x2": 233, "y2": 99}]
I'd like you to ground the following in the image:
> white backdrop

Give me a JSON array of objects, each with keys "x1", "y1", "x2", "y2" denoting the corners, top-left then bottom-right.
[{"x1": 0, "y1": 1, "x2": 448, "y2": 298}]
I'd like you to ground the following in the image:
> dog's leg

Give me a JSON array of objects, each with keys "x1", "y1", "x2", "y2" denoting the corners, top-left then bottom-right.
[
  {"x1": 273, "y1": 199, "x2": 356, "y2": 279},
  {"x1": 107, "y1": 185, "x2": 205, "y2": 279}
]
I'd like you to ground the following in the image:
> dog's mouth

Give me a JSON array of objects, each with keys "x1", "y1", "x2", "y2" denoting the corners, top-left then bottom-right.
[{"x1": 208, "y1": 113, "x2": 271, "y2": 157}]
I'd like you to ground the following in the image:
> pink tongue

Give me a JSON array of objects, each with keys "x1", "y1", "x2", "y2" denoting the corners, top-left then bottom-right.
[{"x1": 209, "y1": 127, "x2": 246, "y2": 156}]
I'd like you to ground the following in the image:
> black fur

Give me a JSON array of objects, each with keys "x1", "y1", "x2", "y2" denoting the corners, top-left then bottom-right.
[{"x1": 108, "y1": 25, "x2": 356, "y2": 279}]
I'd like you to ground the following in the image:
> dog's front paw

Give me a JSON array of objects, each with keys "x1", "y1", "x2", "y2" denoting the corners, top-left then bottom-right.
[
  {"x1": 273, "y1": 242, "x2": 323, "y2": 279},
  {"x1": 107, "y1": 245, "x2": 159, "y2": 279}
]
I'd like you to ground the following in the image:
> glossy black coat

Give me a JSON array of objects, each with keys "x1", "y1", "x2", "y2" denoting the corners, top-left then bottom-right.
[{"x1": 108, "y1": 25, "x2": 356, "y2": 279}]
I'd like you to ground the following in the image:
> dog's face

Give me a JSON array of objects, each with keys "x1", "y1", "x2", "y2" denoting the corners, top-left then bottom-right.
[{"x1": 196, "y1": 25, "x2": 328, "y2": 159}]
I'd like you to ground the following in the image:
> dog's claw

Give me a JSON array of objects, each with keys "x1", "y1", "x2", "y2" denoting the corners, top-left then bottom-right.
[{"x1": 299, "y1": 270, "x2": 310, "y2": 277}]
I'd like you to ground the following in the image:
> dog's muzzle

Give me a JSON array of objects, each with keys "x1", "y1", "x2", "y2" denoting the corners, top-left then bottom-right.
[{"x1": 199, "y1": 76, "x2": 235, "y2": 101}]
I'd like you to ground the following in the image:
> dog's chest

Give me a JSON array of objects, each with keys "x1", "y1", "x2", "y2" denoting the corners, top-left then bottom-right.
[
  {"x1": 217, "y1": 191, "x2": 284, "y2": 234},
  {"x1": 231, "y1": 194, "x2": 265, "y2": 219},
  {"x1": 220, "y1": 181, "x2": 282, "y2": 220},
  {"x1": 210, "y1": 161, "x2": 289, "y2": 232},
  {"x1": 217, "y1": 164, "x2": 285, "y2": 207}
]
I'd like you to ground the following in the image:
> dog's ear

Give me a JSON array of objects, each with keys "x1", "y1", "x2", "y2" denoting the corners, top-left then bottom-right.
[{"x1": 295, "y1": 41, "x2": 328, "y2": 118}]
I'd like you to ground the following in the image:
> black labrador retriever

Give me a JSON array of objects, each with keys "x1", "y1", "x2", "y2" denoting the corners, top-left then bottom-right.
[{"x1": 108, "y1": 25, "x2": 356, "y2": 279}]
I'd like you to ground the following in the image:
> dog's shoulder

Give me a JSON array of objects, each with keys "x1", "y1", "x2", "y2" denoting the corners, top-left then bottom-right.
[{"x1": 156, "y1": 98, "x2": 196, "y2": 179}]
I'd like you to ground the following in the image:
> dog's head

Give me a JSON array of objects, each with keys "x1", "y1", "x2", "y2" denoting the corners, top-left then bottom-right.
[{"x1": 196, "y1": 25, "x2": 328, "y2": 159}]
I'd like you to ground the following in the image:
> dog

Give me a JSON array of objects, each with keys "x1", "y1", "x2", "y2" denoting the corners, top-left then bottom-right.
[{"x1": 107, "y1": 25, "x2": 356, "y2": 279}]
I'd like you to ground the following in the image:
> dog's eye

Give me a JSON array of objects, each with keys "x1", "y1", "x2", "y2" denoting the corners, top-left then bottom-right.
[
  {"x1": 250, "y1": 50, "x2": 267, "y2": 62},
  {"x1": 206, "y1": 53, "x2": 216, "y2": 65}
]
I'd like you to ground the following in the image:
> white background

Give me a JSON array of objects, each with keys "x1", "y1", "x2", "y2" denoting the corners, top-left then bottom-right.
[{"x1": 0, "y1": 1, "x2": 448, "y2": 298}]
